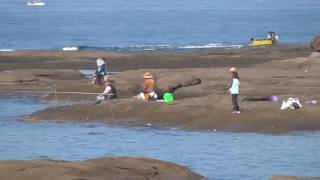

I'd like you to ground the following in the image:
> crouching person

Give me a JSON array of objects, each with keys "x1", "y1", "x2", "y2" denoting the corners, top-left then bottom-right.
[
  {"x1": 135, "y1": 72, "x2": 158, "y2": 101},
  {"x1": 92, "y1": 58, "x2": 109, "y2": 85},
  {"x1": 95, "y1": 76, "x2": 117, "y2": 104}
]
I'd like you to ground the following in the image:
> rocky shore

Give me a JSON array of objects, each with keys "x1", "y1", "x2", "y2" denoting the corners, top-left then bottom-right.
[
  {"x1": 1, "y1": 45, "x2": 320, "y2": 133},
  {"x1": 1, "y1": 45, "x2": 320, "y2": 179},
  {"x1": 0, "y1": 157, "x2": 205, "y2": 180},
  {"x1": 272, "y1": 176, "x2": 320, "y2": 180}
]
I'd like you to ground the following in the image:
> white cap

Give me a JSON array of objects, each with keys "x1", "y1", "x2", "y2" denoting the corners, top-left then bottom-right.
[{"x1": 96, "y1": 58, "x2": 105, "y2": 66}]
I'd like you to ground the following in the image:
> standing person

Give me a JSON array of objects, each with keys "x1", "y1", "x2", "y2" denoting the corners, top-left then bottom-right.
[
  {"x1": 228, "y1": 67, "x2": 240, "y2": 114},
  {"x1": 95, "y1": 76, "x2": 117, "y2": 104}
]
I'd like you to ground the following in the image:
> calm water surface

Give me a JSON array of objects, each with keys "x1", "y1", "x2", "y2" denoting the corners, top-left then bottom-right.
[
  {"x1": 0, "y1": 96, "x2": 320, "y2": 180},
  {"x1": 1, "y1": 0, "x2": 320, "y2": 51}
]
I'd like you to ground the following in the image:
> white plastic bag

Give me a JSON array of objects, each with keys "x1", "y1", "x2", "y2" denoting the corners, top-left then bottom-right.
[{"x1": 280, "y1": 97, "x2": 302, "y2": 110}]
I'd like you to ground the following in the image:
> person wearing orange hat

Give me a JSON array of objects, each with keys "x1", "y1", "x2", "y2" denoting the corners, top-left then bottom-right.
[
  {"x1": 133, "y1": 72, "x2": 158, "y2": 101},
  {"x1": 141, "y1": 72, "x2": 157, "y2": 101},
  {"x1": 228, "y1": 67, "x2": 240, "y2": 114}
]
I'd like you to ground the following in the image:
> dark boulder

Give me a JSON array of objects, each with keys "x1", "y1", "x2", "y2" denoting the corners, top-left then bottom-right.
[
  {"x1": 311, "y1": 35, "x2": 320, "y2": 52},
  {"x1": 168, "y1": 78, "x2": 201, "y2": 93}
]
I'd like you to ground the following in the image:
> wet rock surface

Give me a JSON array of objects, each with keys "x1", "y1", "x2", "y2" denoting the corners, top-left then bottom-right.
[
  {"x1": 2, "y1": 46, "x2": 320, "y2": 133},
  {"x1": 0, "y1": 157, "x2": 206, "y2": 180}
]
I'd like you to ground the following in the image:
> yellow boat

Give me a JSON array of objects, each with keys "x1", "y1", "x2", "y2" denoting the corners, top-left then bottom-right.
[{"x1": 251, "y1": 39, "x2": 273, "y2": 46}]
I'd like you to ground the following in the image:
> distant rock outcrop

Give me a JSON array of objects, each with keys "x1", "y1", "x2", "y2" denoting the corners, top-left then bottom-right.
[{"x1": 311, "y1": 35, "x2": 320, "y2": 52}]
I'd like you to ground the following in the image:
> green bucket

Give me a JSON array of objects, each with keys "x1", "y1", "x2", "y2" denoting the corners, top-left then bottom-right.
[{"x1": 163, "y1": 93, "x2": 174, "y2": 104}]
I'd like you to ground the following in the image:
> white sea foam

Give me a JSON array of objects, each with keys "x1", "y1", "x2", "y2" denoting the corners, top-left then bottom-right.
[
  {"x1": 127, "y1": 44, "x2": 173, "y2": 50},
  {"x1": 0, "y1": 49, "x2": 14, "y2": 52},
  {"x1": 62, "y1": 47, "x2": 79, "y2": 51},
  {"x1": 125, "y1": 43, "x2": 244, "y2": 51},
  {"x1": 61, "y1": 44, "x2": 244, "y2": 52},
  {"x1": 180, "y1": 43, "x2": 244, "y2": 49}
]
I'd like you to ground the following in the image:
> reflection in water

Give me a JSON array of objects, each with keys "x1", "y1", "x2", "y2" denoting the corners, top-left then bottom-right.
[{"x1": 0, "y1": 96, "x2": 320, "y2": 180}]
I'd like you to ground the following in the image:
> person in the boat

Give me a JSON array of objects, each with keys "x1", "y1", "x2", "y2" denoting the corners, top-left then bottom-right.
[
  {"x1": 92, "y1": 58, "x2": 109, "y2": 85},
  {"x1": 274, "y1": 33, "x2": 279, "y2": 43},
  {"x1": 267, "y1": 31, "x2": 272, "y2": 40},
  {"x1": 135, "y1": 72, "x2": 157, "y2": 101},
  {"x1": 228, "y1": 67, "x2": 240, "y2": 114},
  {"x1": 267, "y1": 31, "x2": 279, "y2": 42},
  {"x1": 95, "y1": 76, "x2": 117, "y2": 104}
]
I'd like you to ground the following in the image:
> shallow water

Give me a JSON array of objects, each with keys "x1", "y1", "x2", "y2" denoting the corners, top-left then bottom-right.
[
  {"x1": 1, "y1": 96, "x2": 320, "y2": 180},
  {"x1": 1, "y1": 0, "x2": 320, "y2": 51}
]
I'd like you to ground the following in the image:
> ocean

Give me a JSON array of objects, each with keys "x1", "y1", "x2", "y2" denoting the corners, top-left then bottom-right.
[
  {"x1": 0, "y1": 0, "x2": 320, "y2": 51},
  {"x1": 1, "y1": 96, "x2": 320, "y2": 180}
]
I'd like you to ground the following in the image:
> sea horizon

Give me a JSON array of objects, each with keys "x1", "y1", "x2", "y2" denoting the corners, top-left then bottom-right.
[{"x1": 1, "y1": 0, "x2": 320, "y2": 52}]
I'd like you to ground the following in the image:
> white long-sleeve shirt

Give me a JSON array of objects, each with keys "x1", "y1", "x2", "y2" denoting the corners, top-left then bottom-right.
[
  {"x1": 229, "y1": 78, "x2": 240, "y2": 94},
  {"x1": 102, "y1": 85, "x2": 112, "y2": 95}
]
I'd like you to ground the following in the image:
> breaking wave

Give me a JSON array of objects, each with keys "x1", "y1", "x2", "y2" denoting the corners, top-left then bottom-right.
[
  {"x1": 62, "y1": 47, "x2": 79, "y2": 51},
  {"x1": 179, "y1": 43, "x2": 244, "y2": 49},
  {"x1": 60, "y1": 43, "x2": 244, "y2": 52},
  {"x1": 0, "y1": 49, "x2": 14, "y2": 52}
]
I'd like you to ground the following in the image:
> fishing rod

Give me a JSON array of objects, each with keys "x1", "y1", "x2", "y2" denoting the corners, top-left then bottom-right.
[
  {"x1": 153, "y1": 72, "x2": 158, "y2": 89},
  {"x1": 0, "y1": 90, "x2": 100, "y2": 95}
]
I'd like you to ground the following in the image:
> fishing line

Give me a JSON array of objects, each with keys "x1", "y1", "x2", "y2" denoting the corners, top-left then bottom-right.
[{"x1": 0, "y1": 90, "x2": 100, "y2": 95}]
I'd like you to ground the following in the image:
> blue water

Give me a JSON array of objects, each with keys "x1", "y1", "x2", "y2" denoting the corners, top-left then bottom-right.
[
  {"x1": 1, "y1": 0, "x2": 320, "y2": 51},
  {"x1": 1, "y1": 96, "x2": 320, "y2": 180}
]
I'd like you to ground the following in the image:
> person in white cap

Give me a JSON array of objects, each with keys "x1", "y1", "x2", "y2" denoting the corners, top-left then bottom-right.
[
  {"x1": 92, "y1": 58, "x2": 109, "y2": 85},
  {"x1": 228, "y1": 67, "x2": 240, "y2": 114}
]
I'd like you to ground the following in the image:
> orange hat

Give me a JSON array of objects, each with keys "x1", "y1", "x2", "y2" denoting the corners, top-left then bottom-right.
[
  {"x1": 143, "y1": 72, "x2": 153, "y2": 79},
  {"x1": 229, "y1": 67, "x2": 237, "y2": 72}
]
